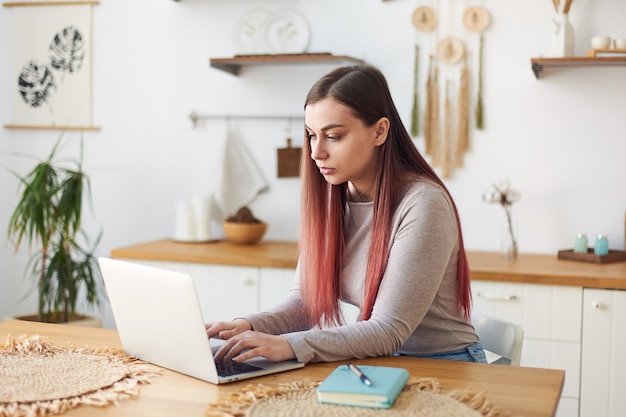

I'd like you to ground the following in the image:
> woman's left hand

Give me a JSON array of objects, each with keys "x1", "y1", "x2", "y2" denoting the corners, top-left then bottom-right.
[{"x1": 213, "y1": 330, "x2": 296, "y2": 363}]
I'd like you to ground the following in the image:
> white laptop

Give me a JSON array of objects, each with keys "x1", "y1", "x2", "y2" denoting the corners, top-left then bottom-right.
[{"x1": 98, "y1": 257, "x2": 304, "y2": 384}]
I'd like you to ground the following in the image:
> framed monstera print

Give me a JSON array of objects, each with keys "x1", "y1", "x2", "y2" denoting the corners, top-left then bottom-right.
[{"x1": 4, "y1": 1, "x2": 99, "y2": 130}]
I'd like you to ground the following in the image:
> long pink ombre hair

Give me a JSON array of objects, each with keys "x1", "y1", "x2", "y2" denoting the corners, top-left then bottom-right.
[{"x1": 299, "y1": 66, "x2": 471, "y2": 328}]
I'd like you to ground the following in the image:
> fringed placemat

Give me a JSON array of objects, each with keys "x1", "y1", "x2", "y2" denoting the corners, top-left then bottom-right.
[
  {"x1": 0, "y1": 334, "x2": 161, "y2": 417},
  {"x1": 206, "y1": 377, "x2": 513, "y2": 417}
]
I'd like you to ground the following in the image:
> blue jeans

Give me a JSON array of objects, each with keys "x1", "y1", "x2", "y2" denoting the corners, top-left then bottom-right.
[{"x1": 396, "y1": 342, "x2": 488, "y2": 363}]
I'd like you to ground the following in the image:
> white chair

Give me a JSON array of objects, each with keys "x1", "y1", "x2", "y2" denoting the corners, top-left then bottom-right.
[{"x1": 471, "y1": 312, "x2": 524, "y2": 366}]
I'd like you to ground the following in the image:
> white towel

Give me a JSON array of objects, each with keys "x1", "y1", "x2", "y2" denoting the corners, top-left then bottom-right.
[{"x1": 213, "y1": 129, "x2": 269, "y2": 221}]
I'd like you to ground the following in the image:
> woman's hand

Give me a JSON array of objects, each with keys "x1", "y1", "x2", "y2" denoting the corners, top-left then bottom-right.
[
  {"x1": 213, "y1": 331, "x2": 296, "y2": 363},
  {"x1": 205, "y1": 318, "x2": 252, "y2": 340}
]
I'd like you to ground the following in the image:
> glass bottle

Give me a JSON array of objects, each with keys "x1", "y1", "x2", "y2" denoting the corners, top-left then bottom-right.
[
  {"x1": 573, "y1": 233, "x2": 588, "y2": 254},
  {"x1": 594, "y1": 234, "x2": 609, "y2": 256}
]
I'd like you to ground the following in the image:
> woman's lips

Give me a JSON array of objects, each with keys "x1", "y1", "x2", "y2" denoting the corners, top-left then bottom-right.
[{"x1": 319, "y1": 167, "x2": 334, "y2": 175}]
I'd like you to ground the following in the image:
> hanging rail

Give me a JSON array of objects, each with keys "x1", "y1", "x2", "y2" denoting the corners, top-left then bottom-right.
[{"x1": 189, "y1": 111, "x2": 303, "y2": 128}]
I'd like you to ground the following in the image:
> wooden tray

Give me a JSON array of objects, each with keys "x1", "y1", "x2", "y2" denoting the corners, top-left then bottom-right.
[
  {"x1": 557, "y1": 249, "x2": 626, "y2": 264},
  {"x1": 586, "y1": 48, "x2": 626, "y2": 57}
]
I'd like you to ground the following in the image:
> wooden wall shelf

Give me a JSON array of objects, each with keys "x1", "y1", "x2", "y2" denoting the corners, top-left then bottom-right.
[
  {"x1": 530, "y1": 56, "x2": 626, "y2": 79},
  {"x1": 4, "y1": 124, "x2": 100, "y2": 131},
  {"x1": 210, "y1": 53, "x2": 365, "y2": 76}
]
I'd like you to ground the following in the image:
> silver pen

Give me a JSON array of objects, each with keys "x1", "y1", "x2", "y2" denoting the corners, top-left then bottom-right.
[{"x1": 347, "y1": 362, "x2": 372, "y2": 386}]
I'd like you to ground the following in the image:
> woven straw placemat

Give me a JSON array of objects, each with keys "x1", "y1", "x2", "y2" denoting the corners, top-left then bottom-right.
[
  {"x1": 0, "y1": 334, "x2": 161, "y2": 417},
  {"x1": 206, "y1": 378, "x2": 513, "y2": 417}
]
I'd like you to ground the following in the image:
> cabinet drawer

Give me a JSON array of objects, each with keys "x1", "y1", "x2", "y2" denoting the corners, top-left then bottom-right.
[
  {"x1": 209, "y1": 265, "x2": 259, "y2": 321},
  {"x1": 471, "y1": 282, "x2": 582, "y2": 342}
]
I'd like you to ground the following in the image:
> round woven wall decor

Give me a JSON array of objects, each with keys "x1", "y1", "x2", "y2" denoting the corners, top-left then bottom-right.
[
  {"x1": 412, "y1": 6, "x2": 437, "y2": 32},
  {"x1": 463, "y1": 6, "x2": 490, "y2": 33}
]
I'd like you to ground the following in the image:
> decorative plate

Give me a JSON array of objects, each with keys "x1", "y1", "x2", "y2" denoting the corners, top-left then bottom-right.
[
  {"x1": 436, "y1": 37, "x2": 466, "y2": 65},
  {"x1": 262, "y1": 10, "x2": 310, "y2": 54},
  {"x1": 233, "y1": 9, "x2": 271, "y2": 55},
  {"x1": 463, "y1": 6, "x2": 490, "y2": 33},
  {"x1": 412, "y1": 6, "x2": 437, "y2": 32}
]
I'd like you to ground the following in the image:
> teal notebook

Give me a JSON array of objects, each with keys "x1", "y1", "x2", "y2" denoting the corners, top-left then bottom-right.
[{"x1": 316, "y1": 365, "x2": 409, "y2": 409}]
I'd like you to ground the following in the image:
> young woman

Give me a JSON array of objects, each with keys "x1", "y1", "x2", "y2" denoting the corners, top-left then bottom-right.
[{"x1": 206, "y1": 65, "x2": 486, "y2": 364}]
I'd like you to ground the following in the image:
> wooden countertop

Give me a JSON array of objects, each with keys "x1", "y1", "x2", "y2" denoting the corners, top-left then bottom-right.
[
  {"x1": 467, "y1": 251, "x2": 626, "y2": 290},
  {"x1": 0, "y1": 320, "x2": 564, "y2": 417},
  {"x1": 111, "y1": 239, "x2": 626, "y2": 290},
  {"x1": 110, "y1": 239, "x2": 299, "y2": 269}
]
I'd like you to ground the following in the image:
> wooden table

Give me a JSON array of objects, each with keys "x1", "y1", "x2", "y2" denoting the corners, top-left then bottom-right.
[{"x1": 0, "y1": 320, "x2": 564, "y2": 417}]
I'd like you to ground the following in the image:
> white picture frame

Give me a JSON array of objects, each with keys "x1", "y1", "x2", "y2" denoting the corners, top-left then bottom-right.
[{"x1": 6, "y1": 1, "x2": 96, "y2": 130}]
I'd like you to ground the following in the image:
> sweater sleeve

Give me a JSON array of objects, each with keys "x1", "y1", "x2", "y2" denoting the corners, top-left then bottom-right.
[{"x1": 243, "y1": 263, "x2": 312, "y2": 335}]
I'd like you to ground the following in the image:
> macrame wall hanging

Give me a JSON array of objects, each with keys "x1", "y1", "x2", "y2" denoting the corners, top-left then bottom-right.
[{"x1": 411, "y1": 0, "x2": 490, "y2": 179}]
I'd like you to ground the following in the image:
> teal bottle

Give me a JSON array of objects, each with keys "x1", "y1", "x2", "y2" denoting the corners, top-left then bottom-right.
[{"x1": 594, "y1": 234, "x2": 609, "y2": 256}]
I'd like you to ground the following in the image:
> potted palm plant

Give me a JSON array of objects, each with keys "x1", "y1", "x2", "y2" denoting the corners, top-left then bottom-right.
[{"x1": 7, "y1": 136, "x2": 102, "y2": 325}]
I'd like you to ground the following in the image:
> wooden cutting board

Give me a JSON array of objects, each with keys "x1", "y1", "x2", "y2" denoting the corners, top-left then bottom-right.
[{"x1": 277, "y1": 138, "x2": 301, "y2": 178}]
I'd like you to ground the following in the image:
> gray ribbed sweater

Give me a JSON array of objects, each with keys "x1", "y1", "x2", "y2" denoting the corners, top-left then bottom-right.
[{"x1": 244, "y1": 178, "x2": 478, "y2": 363}]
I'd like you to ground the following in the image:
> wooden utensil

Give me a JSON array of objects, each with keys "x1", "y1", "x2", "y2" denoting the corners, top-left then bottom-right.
[{"x1": 277, "y1": 138, "x2": 301, "y2": 178}]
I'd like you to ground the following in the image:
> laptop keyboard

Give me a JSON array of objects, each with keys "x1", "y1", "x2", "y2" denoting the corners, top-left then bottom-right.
[{"x1": 215, "y1": 359, "x2": 262, "y2": 377}]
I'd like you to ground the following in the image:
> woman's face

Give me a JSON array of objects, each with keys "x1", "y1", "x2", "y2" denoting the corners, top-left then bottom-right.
[{"x1": 305, "y1": 98, "x2": 388, "y2": 199}]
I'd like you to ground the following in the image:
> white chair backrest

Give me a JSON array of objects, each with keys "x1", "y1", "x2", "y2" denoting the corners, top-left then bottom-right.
[{"x1": 471, "y1": 312, "x2": 524, "y2": 366}]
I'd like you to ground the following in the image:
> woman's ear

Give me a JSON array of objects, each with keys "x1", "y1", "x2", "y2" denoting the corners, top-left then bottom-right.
[{"x1": 373, "y1": 117, "x2": 390, "y2": 146}]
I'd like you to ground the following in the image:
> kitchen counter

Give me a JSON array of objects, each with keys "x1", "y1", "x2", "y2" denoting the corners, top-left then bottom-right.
[
  {"x1": 110, "y1": 239, "x2": 298, "y2": 269},
  {"x1": 466, "y1": 250, "x2": 626, "y2": 289},
  {"x1": 110, "y1": 239, "x2": 626, "y2": 290}
]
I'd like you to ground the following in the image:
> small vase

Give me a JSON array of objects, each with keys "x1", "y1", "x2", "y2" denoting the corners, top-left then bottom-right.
[
  {"x1": 550, "y1": 13, "x2": 575, "y2": 57},
  {"x1": 501, "y1": 206, "x2": 518, "y2": 260}
]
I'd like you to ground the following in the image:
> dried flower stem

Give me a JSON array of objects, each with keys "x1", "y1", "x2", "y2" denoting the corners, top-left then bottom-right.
[
  {"x1": 455, "y1": 61, "x2": 470, "y2": 167},
  {"x1": 441, "y1": 80, "x2": 451, "y2": 179},
  {"x1": 563, "y1": 0, "x2": 574, "y2": 13},
  {"x1": 410, "y1": 44, "x2": 420, "y2": 137},
  {"x1": 503, "y1": 204, "x2": 518, "y2": 259},
  {"x1": 475, "y1": 35, "x2": 484, "y2": 130},
  {"x1": 424, "y1": 56, "x2": 434, "y2": 157},
  {"x1": 553, "y1": 0, "x2": 574, "y2": 14},
  {"x1": 430, "y1": 66, "x2": 441, "y2": 166}
]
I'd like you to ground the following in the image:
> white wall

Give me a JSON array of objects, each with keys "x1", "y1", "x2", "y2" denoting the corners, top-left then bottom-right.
[{"x1": 1, "y1": 0, "x2": 625, "y2": 324}]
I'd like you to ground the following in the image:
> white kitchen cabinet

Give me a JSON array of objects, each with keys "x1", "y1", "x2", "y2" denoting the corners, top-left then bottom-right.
[
  {"x1": 471, "y1": 281, "x2": 582, "y2": 417},
  {"x1": 259, "y1": 267, "x2": 296, "y2": 311},
  {"x1": 580, "y1": 289, "x2": 626, "y2": 417},
  {"x1": 125, "y1": 259, "x2": 361, "y2": 326}
]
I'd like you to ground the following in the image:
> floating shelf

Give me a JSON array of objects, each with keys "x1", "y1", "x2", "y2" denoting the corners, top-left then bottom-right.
[
  {"x1": 210, "y1": 53, "x2": 365, "y2": 76},
  {"x1": 530, "y1": 56, "x2": 626, "y2": 79}
]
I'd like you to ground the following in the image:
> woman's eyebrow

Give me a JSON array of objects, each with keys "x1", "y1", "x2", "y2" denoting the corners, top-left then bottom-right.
[{"x1": 304, "y1": 123, "x2": 345, "y2": 132}]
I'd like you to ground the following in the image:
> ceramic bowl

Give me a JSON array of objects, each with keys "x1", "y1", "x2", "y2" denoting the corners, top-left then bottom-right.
[
  {"x1": 222, "y1": 221, "x2": 267, "y2": 244},
  {"x1": 591, "y1": 36, "x2": 611, "y2": 49},
  {"x1": 614, "y1": 38, "x2": 626, "y2": 50}
]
